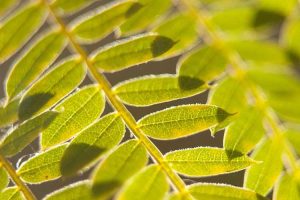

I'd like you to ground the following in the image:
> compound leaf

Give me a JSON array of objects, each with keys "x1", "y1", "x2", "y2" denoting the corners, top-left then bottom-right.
[
  {"x1": 19, "y1": 58, "x2": 86, "y2": 120},
  {"x1": 0, "y1": 98, "x2": 19, "y2": 128},
  {"x1": 113, "y1": 75, "x2": 207, "y2": 106},
  {"x1": 117, "y1": 165, "x2": 169, "y2": 200},
  {"x1": 17, "y1": 144, "x2": 67, "y2": 184},
  {"x1": 92, "y1": 139, "x2": 148, "y2": 199},
  {"x1": 0, "y1": 167, "x2": 9, "y2": 191},
  {"x1": 6, "y1": 31, "x2": 67, "y2": 100},
  {"x1": 41, "y1": 85, "x2": 105, "y2": 149},
  {"x1": 90, "y1": 33, "x2": 174, "y2": 72},
  {"x1": 0, "y1": 3, "x2": 47, "y2": 62},
  {"x1": 165, "y1": 147, "x2": 257, "y2": 177},
  {"x1": 52, "y1": 0, "x2": 95, "y2": 14},
  {"x1": 0, "y1": 111, "x2": 58, "y2": 157},
  {"x1": 60, "y1": 113, "x2": 125, "y2": 176},
  {"x1": 138, "y1": 104, "x2": 231, "y2": 139},
  {"x1": 0, "y1": 187, "x2": 24, "y2": 200},
  {"x1": 273, "y1": 173, "x2": 300, "y2": 200},
  {"x1": 71, "y1": 1, "x2": 142, "y2": 43}
]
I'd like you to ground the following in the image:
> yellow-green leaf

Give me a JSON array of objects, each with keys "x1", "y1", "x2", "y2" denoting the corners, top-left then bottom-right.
[
  {"x1": 259, "y1": 0, "x2": 297, "y2": 16},
  {"x1": 0, "y1": 3, "x2": 47, "y2": 62},
  {"x1": 178, "y1": 45, "x2": 227, "y2": 83},
  {"x1": 282, "y1": 17, "x2": 300, "y2": 59},
  {"x1": 244, "y1": 137, "x2": 283, "y2": 195},
  {"x1": 285, "y1": 128, "x2": 300, "y2": 155},
  {"x1": 0, "y1": 0, "x2": 18, "y2": 16},
  {"x1": 0, "y1": 98, "x2": 19, "y2": 128},
  {"x1": 153, "y1": 13, "x2": 198, "y2": 59},
  {"x1": 117, "y1": 165, "x2": 169, "y2": 200},
  {"x1": 138, "y1": 104, "x2": 231, "y2": 140},
  {"x1": 52, "y1": 0, "x2": 94, "y2": 14},
  {"x1": 60, "y1": 113, "x2": 125, "y2": 176},
  {"x1": 19, "y1": 58, "x2": 86, "y2": 120},
  {"x1": 224, "y1": 107, "x2": 265, "y2": 155},
  {"x1": 71, "y1": 1, "x2": 142, "y2": 43},
  {"x1": 165, "y1": 147, "x2": 257, "y2": 177},
  {"x1": 0, "y1": 167, "x2": 9, "y2": 191},
  {"x1": 113, "y1": 75, "x2": 207, "y2": 106},
  {"x1": 90, "y1": 33, "x2": 174, "y2": 72},
  {"x1": 92, "y1": 139, "x2": 148, "y2": 199},
  {"x1": 44, "y1": 181, "x2": 93, "y2": 200},
  {"x1": 119, "y1": 0, "x2": 171, "y2": 36},
  {"x1": 0, "y1": 187, "x2": 24, "y2": 200},
  {"x1": 0, "y1": 111, "x2": 58, "y2": 157},
  {"x1": 6, "y1": 31, "x2": 67, "y2": 100},
  {"x1": 41, "y1": 85, "x2": 105, "y2": 149},
  {"x1": 17, "y1": 144, "x2": 67, "y2": 184},
  {"x1": 274, "y1": 173, "x2": 300, "y2": 200}
]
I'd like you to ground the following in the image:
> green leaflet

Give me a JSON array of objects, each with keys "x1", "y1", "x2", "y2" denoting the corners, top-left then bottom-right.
[
  {"x1": 17, "y1": 144, "x2": 67, "y2": 184},
  {"x1": 259, "y1": 0, "x2": 297, "y2": 16},
  {"x1": 0, "y1": 111, "x2": 58, "y2": 157},
  {"x1": 0, "y1": 167, "x2": 9, "y2": 191},
  {"x1": 44, "y1": 181, "x2": 93, "y2": 200},
  {"x1": 92, "y1": 139, "x2": 148, "y2": 199},
  {"x1": 165, "y1": 147, "x2": 256, "y2": 177},
  {"x1": 113, "y1": 75, "x2": 207, "y2": 106},
  {"x1": 0, "y1": 0, "x2": 18, "y2": 16},
  {"x1": 224, "y1": 107, "x2": 265, "y2": 155},
  {"x1": 228, "y1": 40, "x2": 291, "y2": 66},
  {"x1": 0, "y1": 3, "x2": 47, "y2": 62},
  {"x1": 71, "y1": 1, "x2": 142, "y2": 43},
  {"x1": 138, "y1": 104, "x2": 231, "y2": 139},
  {"x1": 0, "y1": 98, "x2": 19, "y2": 128},
  {"x1": 178, "y1": 45, "x2": 227, "y2": 83},
  {"x1": 19, "y1": 58, "x2": 86, "y2": 120},
  {"x1": 282, "y1": 18, "x2": 300, "y2": 59},
  {"x1": 90, "y1": 33, "x2": 174, "y2": 72},
  {"x1": 60, "y1": 113, "x2": 125, "y2": 176},
  {"x1": 52, "y1": 0, "x2": 94, "y2": 14},
  {"x1": 273, "y1": 173, "x2": 300, "y2": 200},
  {"x1": 208, "y1": 76, "x2": 246, "y2": 134},
  {"x1": 41, "y1": 85, "x2": 105, "y2": 149},
  {"x1": 244, "y1": 137, "x2": 283, "y2": 196},
  {"x1": 0, "y1": 187, "x2": 24, "y2": 200},
  {"x1": 119, "y1": 0, "x2": 172, "y2": 36},
  {"x1": 6, "y1": 31, "x2": 67, "y2": 100},
  {"x1": 117, "y1": 165, "x2": 169, "y2": 200},
  {"x1": 153, "y1": 13, "x2": 198, "y2": 59},
  {"x1": 181, "y1": 183, "x2": 268, "y2": 200},
  {"x1": 285, "y1": 128, "x2": 300, "y2": 155}
]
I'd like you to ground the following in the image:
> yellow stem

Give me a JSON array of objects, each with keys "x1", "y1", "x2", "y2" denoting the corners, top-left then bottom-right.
[
  {"x1": 0, "y1": 154, "x2": 36, "y2": 200},
  {"x1": 40, "y1": 0, "x2": 188, "y2": 195}
]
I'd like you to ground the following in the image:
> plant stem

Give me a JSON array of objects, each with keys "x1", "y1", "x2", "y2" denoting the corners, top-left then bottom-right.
[
  {"x1": 40, "y1": 0, "x2": 188, "y2": 195},
  {"x1": 179, "y1": 0, "x2": 298, "y2": 170},
  {"x1": 0, "y1": 154, "x2": 36, "y2": 200}
]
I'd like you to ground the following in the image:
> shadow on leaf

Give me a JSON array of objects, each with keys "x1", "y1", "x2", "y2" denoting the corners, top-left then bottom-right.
[
  {"x1": 151, "y1": 36, "x2": 175, "y2": 57},
  {"x1": 178, "y1": 76, "x2": 205, "y2": 90},
  {"x1": 125, "y1": 2, "x2": 143, "y2": 18},
  {"x1": 253, "y1": 9, "x2": 284, "y2": 27},
  {"x1": 225, "y1": 150, "x2": 245, "y2": 160},
  {"x1": 92, "y1": 180, "x2": 121, "y2": 198}
]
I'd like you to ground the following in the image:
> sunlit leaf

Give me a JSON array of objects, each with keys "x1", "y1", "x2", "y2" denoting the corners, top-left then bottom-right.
[
  {"x1": 44, "y1": 181, "x2": 93, "y2": 200},
  {"x1": 178, "y1": 45, "x2": 227, "y2": 83},
  {"x1": 0, "y1": 3, "x2": 47, "y2": 62},
  {"x1": 0, "y1": 187, "x2": 24, "y2": 200},
  {"x1": 71, "y1": 1, "x2": 142, "y2": 43},
  {"x1": 60, "y1": 113, "x2": 125, "y2": 176},
  {"x1": 119, "y1": 0, "x2": 171, "y2": 36},
  {"x1": 0, "y1": 98, "x2": 19, "y2": 128},
  {"x1": 259, "y1": 0, "x2": 297, "y2": 16},
  {"x1": 92, "y1": 139, "x2": 148, "y2": 199},
  {"x1": 17, "y1": 144, "x2": 67, "y2": 184},
  {"x1": 41, "y1": 85, "x2": 105, "y2": 149},
  {"x1": 113, "y1": 75, "x2": 207, "y2": 106},
  {"x1": 244, "y1": 137, "x2": 283, "y2": 195},
  {"x1": 19, "y1": 58, "x2": 86, "y2": 120},
  {"x1": 285, "y1": 128, "x2": 300, "y2": 155},
  {"x1": 153, "y1": 13, "x2": 198, "y2": 59},
  {"x1": 0, "y1": 167, "x2": 9, "y2": 191},
  {"x1": 6, "y1": 31, "x2": 67, "y2": 100},
  {"x1": 0, "y1": 111, "x2": 58, "y2": 157},
  {"x1": 282, "y1": 17, "x2": 300, "y2": 59},
  {"x1": 90, "y1": 33, "x2": 174, "y2": 72},
  {"x1": 165, "y1": 147, "x2": 257, "y2": 177},
  {"x1": 273, "y1": 173, "x2": 300, "y2": 200},
  {"x1": 138, "y1": 104, "x2": 231, "y2": 139},
  {"x1": 224, "y1": 107, "x2": 265, "y2": 155},
  {"x1": 52, "y1": 0, "x2": 95, "y2": 14},
  {"x1": 117, "y1": 165, "x2": 169, "y2": 200}
]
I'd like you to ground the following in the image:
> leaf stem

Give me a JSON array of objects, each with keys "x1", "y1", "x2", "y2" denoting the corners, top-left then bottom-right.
[
  {"x1": 0, "y1": 154, "x2": 36, "y2": 200},
  {"x1": 40, "y1": 0, "x2": 188, "y2": 196},
  {"x1": 178, "y1": 0, "x2": 298, "y2": 170}
]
